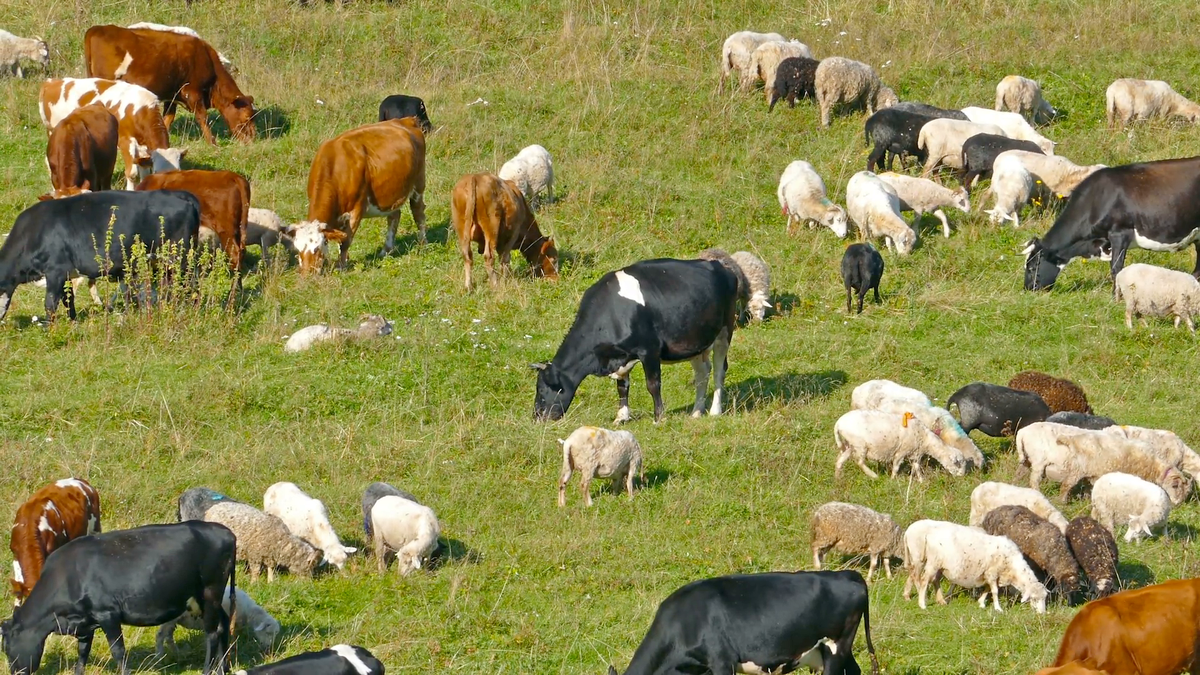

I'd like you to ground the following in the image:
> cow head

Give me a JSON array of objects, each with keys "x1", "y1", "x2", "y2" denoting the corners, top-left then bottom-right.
[
  {"x1": 533, "y1": 362, "x2": 577, "y2": 421},
  {"x1": 284, "y1": 221, "x2": 343, "y2": 274},
  {"x1": 39, "y1": 181, "x2": 93, "y2": 201},
  {"x1": 535, "y1": 238, "x2": 559, "y2": 279},
  {"x1": 1023, "y1": 238, "x2": 1060, "y2": 290},
  {"x1": 2, "y1": 617, "x2": 45, "y2": 675},
  {"x1": 224, "y1": 96, "x2": 257, "y2": 143},
  {"x1": 151, "y1": 148, "x2": 187, "y2": 174}
]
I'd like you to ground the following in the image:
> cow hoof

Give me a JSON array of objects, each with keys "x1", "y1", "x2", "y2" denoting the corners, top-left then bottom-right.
[{"x1": 691, "y1": 410, "x2": 703, "y2": 419}]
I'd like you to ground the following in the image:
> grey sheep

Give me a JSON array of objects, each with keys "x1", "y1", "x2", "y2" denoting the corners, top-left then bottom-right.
[
  {"x1": 177, "y1": 487, "x2": 241, "y2": 521},
  {"x1": 980, "y1": 505, "x2": 1081, "y2": 599},
  {"x1": 810, "y1": 501, "x2": 902, "y2": 582},
  {"x1": 814, "y1": 57, "x2": 897, "y2": 128},
  {"x1": 1065, "y1": 516, "x2": 1119, "y2": 599},
  {"x1": 730, "y1": 251, "x2": 771, "y2": 322},
  {"x1": 203, "y1": 501, "x2": 321, "y2": 581},
  {"x1": 362, "y1": 482, "x2": 419, "y2": 537},
  {"x1": 1046, "y1": 411, "x2": 1118, "y2": 430}
]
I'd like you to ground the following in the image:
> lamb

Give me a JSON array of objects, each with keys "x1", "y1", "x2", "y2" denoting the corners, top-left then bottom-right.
[
  {"x1": 992, "y1": 150, "x2": 1105, "y2": 199},
  {"x1": 845, "y1": 171, "x2": 916, "y2": 255},
  {"x1": 1008, "y1": 371, "x2": 1093, "y2": 415},
  {"x1": 284, "y1": 315, "x2": 394, "y2": 353},
  {"x1": 1102, "y1": 424, "x2": 1200, "y2": 481},
  {"x1": 777, "y1": 160, "x2": 849, "y2": 237},
  {"x1": 177, "y1": 487, "x2": 240, "y2": 521},
  {"x1": 362, "y1": 482, "x2": 420, "y2": 538},
  {"x1": 980, "y1": 505, "x2": 1081, "y2": 598},
  {"x1": 947, "y1": 382, "x2": 1051, "y2": 437},
  {"x1": 1046, "y1": 412, "x2": 1118, "y2": 430},
  {"x1": 558, "y1": 425, "x2": 644, "y2": 507},
  {"x1": 156, "y1": 586, "x2": 279, "y2": 656},
  {"x1": 814, "y1": 57, "x2": 897, "y2": 127},
  {"x1": 841, "y1": 243, "x2": 885, "y2": 314},
  {"x1": 749, "y1": 40, "x2": 814, "y2": 102},
  {"x1": 833, "y1": 409, "x2": 967, "y2": 481},
  {"x1": 983, "y1": 151, "x2": 1035, "y2": 227},
  {"x1": 1090, "y1": 472, "x2": 1172, "y2": 542},
  {"x1": 864, "y1": 109, "x2": 935, "y2": 172},
  {"x1": 0, "y1": 29, "x2": 48, "y2": 78},
  {"x1": 995, "y1": 76, "x2": 1058, "y2": 125},
  {"x1": 959, "y1": 133, "x2": 1044, "y2": 188},
  {"x1": 768, "y1": 56, "x2": 820, "y2": 112},
  {"x1": 889, "y1": 102, "x2": 968, "y2": 121},
  {"x1": 263, "y1": 482, "x2": 358, "y2": 570},
  {"x1": 127, "y1": 23, "x2": 234, "y2": 71},
  {"x1": 918, "y1": 118, "x2": 1007, "y2": 176},
  {"x1": 498, "y1": 144, "x2": 554, "y2": 207},
  {"x1": 1065, "y1": 516, "x2": 1119, "y2": 598},
  {"x1": 902, "y1": 519, "x2": 1048, "y2": 613},
  {"x1": 969, "y1": 481, "x2": 1070, "y2": 534},
  {"x1": 1106, "y1": 78, "x2": 1200, "y2": 128},
  {"x1": 1114, "y1": 263, "x2": 1200, "y2": 332},
  {"x1": 877, "y1": 172, "x2": 971, "y2": 238},
  {"x1": 810, "y1": 502, "x2": 902, "y2": 582},
  {"x1": 730, "y1": 251, "x2": 772, "y2": 322},
  {"x1": 247, "y1": 208, "x2": 295, "y2": 268},
  {"x1": 203, "y1": 501, "x2": 322, "y2": 581},
  {"x1": 370, "y1": 495, "x2": 440, "y2": 575},
  {"x1": 961, "y1": 107, "x2": 1056, "y2": 154},
  {"x1": 720, "y1": 31, "x2": 786, "y2": 92}
]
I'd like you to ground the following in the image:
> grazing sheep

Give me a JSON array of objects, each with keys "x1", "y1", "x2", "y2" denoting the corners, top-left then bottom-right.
[
  {"x1": 720, "y1": 31, "x2": 786, "y2": 92},
  {"x1": 850, "y1": 379, "x2": 930, "y2": 411},
  {"x1": 203, "y1": 501, "x2": 322, "y2": 581},
  {"x1": 127, "y1": 23, "x2": 234, "y2": 71},
  {"x1": 362, "y1": 482, "x2": 419, "y2": 538},
  {"x1": 0, "y1": 29, "x2": 48, "y2": 78},
  {"x1": 284, "y1": 315, "x2": 394, "y2": 353},
  {"x1": 263, "y1": 482, "x2": 358, "y2": 570},
  {"x1": 983, "y1": 151, "x2": 1035, "y2": 227},
  {"x1": 993, "y1": 150, "x2": 1105, "y2": 199},
  {"x1": 777, "y1": 160, "x2": 848, "y2": 237},
  {"x1": 959, "y1": 133, "x2": 1044, "y2": 188},
  {"x1": 833, "y1": 409, "x2": 967, "y2": 481},
  {"x1": 1065, "y1": 516, "x2": 1119, "y2": 598},
  {"x1": 156, "y1": 586, "x2": 279, "y2": 656},
  {"x1": 947, "y1": 382, "x2": 1051, "y2": 437},
  {"x1": 852, "y1": 385, "x2": 984, "y2": 471},
  {"x1": 864, "y1": 109, "x2": 935, "y2": 172},
  {"x1": 846, "y1": 171, "x2": 916, "y2": 255},
  {"x1": 980, "y1": 505, "x2": 1081, "y2": 598},
  {"x1": 962, "y1": 107, "x2": 1056, "y2": 154},
  {"x1": 1106, "y1": 78, "x2": 1200, "y2": 128},
  {"x1": 1091, "y1": 472, "x2": 1172, "y2": 542},
  {"x1": 768, "y1": 56, "x2": 820, "y2": 112},
  {"x1": 969, "y1": 481, "x2": 1070, "y2": 534},
  {"x1": 730, "y1": 251, "x2": 772, "y2": 321},
  {"x1": 247, "y1": 208, "x2": 294, "y2": 268},
  {"x1": 814, "y1": 57, "x2": 897, "y2": 127},
  {"x1": 177, "y1": 487, "x2": 240, "y2": 522},
  {"x1": 750, "y1": 40, "x2": 813, "y2": 102},
  {"x1": 902, "y1": 519, "x2": 1048, "y2": 613},
  {"x1": 1007, "y1": 371, "x2": 1092, "y2": 415},
  {"x1": 810, "y1": 502, "x2": 902, "y2": 582},
  {"x1": 877, "y1": 173, "x2": 971, "y2": 238},
  {"x1": 698, "y1": 248, "x2": 751, "y2": 311},
  {"x1": 1103, "y1": 424, "x2": 1200, "y2": 482},
  {"x1": 370, "y1": 495, "x2": 440, "y2": 575},
  {"x1": 1114, "y1": 263, "x2": 1200, "y2": 332},
  {"x1": 1047, "y1": 411, "x2": 1118, "y2": 430},
  {"x1": 498, "y1": 144, "x2": 554, "y2": 207},
  {"x1": 889, "y1": 102, "x2": 968, "y2": 120},
  {"x1": 558, "y1": 425, "x2": 644, "y2": 507},
  {"x1": 995, "y1": 76, "x2": 1057, "y2": 125},
  {"x1": 918, "y1": 119, "x2": 1007, "y2": 176}
]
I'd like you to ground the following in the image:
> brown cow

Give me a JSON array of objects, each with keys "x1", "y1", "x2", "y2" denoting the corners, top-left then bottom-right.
[
  {"x1": 9, "y1": 478, "x2": 102, "y2": 605},
  {"x1": 40, "y1": 104, "x2": 119, "y2": 200},
  {"x1": 296, "y1": 117, "x2": 426, "y2": 273},
  {"x1": 84, "y1": 25, "x2": 256, "y2": 145},
  {"x1": 136, "y1": 169, "x2": 250, "y2": 272},
  {"x1": 451, "y1": 173, "x2": 559, "y2": 290},
  {"x1": 1042, "y1": 578, "x2": 1200, "y2": 675}
]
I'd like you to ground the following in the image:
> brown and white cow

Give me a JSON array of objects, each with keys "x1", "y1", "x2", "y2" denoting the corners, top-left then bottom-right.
[
  {"x1": 9, "y1": 478, "x2": 102, "y2": 605},
  {"x1": 39, "y1": 104, "x2": 119, "y2": 200},
  {"x1": 84, "y1": 25, "x2": 256, "y2": 145},
  {"x1": 136, "y1": 169, "x2": 251, "y2": 272},
  {"x1": 292, "y1": 117, "x2": 426, "y2": 273},
  {"x1": 451, "y1": 172, "x2": 558, "y2": 291}
]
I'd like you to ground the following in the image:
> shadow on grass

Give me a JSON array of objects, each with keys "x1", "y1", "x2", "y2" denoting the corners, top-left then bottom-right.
[
  {"x1": 729, "y1": 369, "x2": 848, "y2": 412},
  {"x1": 361, "y1": 221, "x2": 450, "y2": 265},
  {"x1": 1165, "y1": 521, "x2": 1197, "y2": 541},
  {"x1": 254, "y1": 105, "x2": 292, "y2": 139},
  {"x1": 642, "y1": 468, "x2": 671, "y2": 490},
  {"x1": 765, "y1": 291, "x2": 800, "y2": 319},
  {"x1": 431, "y1": 537, "x2": 480, "y2": 568}
]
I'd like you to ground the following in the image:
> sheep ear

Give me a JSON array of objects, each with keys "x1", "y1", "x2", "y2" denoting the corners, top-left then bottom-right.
[{"x1": 343, "y1": 547, "x2": 358, "y2": 554}]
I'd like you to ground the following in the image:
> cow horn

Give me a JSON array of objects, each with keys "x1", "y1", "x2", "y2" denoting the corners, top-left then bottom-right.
[
  {"x1": 529, "y1": 362, "x2": 548, "y2": 371},
  {"x1": 1021, "y1": 242, "x2": 1037, "y2": 258}
]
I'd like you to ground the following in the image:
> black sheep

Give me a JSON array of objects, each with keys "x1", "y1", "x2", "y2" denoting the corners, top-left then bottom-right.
[
  {"x1": 947, "y1": 382, "x2": 1051, "y2": 437},
  {"x1": 768, "y1": 56, "x2": 820, "y2": 112},
  {"x1": 1065, "y1": 516, "x2": 1120, "y2": 599},
  {"x1": 1046, "y1": 411, "x2": 1119, "y2": 430},
  {"x1": 863, "y1": 108, "x2": 935, "y2": 172},
  {"x1": 841, "y1": 243, "x2": 884, "y2": 314},
  {"x1": 958, "y1": 133, "x2": 1045, "y2": 187},
  {"x1": 889, "y1": 101, "x2": 969, "y2": 120}
]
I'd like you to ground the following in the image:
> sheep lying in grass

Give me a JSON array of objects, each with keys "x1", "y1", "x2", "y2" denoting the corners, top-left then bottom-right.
[
  {"x1": 558, "y1": 426, "x2": 644, "y2": 506},
  {"x1": 0, "y1": 29, "x2": 48, "y2": 78},
  {"x1": 1114, "y1": 263, "x2": 1200, "y2": 332},
  {"x1": 156, "y1": 586, "x2": 279, "y2": 656},
  {"x1": 1008, "y1": 371, "x2": 1092, "y2": 415},
  {"x1": 370, "y1": 495, "x2": 440, "y2": 575},
  {"x1": 962, "y1": 107, "x2": 1056, "y2": 154},
  {"x1": 995, "y1": 75, "x2": 1057, "y2": 125},
  {"x1": 730, "y1": 251, "x2": 771, "y2": 321},
  {"x1": 203, "y1": 501, "x2": 321, "y2": 581},
  {"x1": 918, "y1": 119, "x2": 1006, "y2": 176},
  {"x1": 720, "y1": 31, "x2": 785, "y2": 92},
  {"x1": 810, "y1": 502, "x2": 902, "y2": 582},
  {"x1": 1065, "y1": 516, "x2": 1119, "y2": 599},
  {"x1": 814, "y1": 57, "x2": 897, "y2": 128},
  {"x1": 877, "y1": 173, "x2": 970, "y2": 238},
  {"x1": 846, "y1": 171, "x2": 916, "y2": 255},
  {"x1": 969, "y1": 481, "x2": 1069, "y2": 534},
  {"x1": 981, "y1": 505, "x2": 1081, "y2": 598},
  {"x1": 284, "y1": 315, "x2": 394, "y2": 353},
  {"x1": 1106, "y1": 78, "x2": 1200, "y2": 128},
  {"x1": 750, "y1": 40, "x2": 813, "y2": 103},
  {"x1": 833, "y1": 409, "x2": 967, "y2": 480},
  {"x1": 777, "y1": 160, "x2": 848, "y2": 237},
  {"x1": 1091, "y1": 472, "x2": 1172, "y2": 542}
]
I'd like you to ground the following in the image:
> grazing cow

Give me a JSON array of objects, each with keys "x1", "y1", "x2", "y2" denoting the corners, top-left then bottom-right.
[
  {"x1": 0, "y1": 190, "x2": 201, "y2": 321},
  {"x1": 1045, "y1": 578, "x2": 1200, "y2": 675},
  {"x1": 1024, "y1": 156, "x2": 1200, "y2": 290},
  {"x1": 0, "y1": 522, "x2": 236, "y2": 675},
  {"x1": 297, "y1": 118, "x2": 427, "y2": 272},
  {"x1": 378, "y1": 94, "x2": 432, "y2": 133},
  {"x1": 451, "y1": 172, "x2": 558, "y2": 290},
  {"x1": 40, "y1": 104, "x2": 119, "y2": 200},
  {"x1": 9, "y1": 479, "x2": 102, "y2": 606},
  {"x1": 137, "y1": 169, "x2": 251, "y2": 272},
  {"x1": 39, "y1": 78, "x2": 178, "y2": 189},
  {"x1": 84, "y1": 25, "x2": 256, "y2": 145},
  {"x1": 609, "y1": 571, "x2": 878, "y2": 675},
  {"x1": 235, "y1": 645, "x2": 384, "y2": 675},
  {"x1": 533, "y1": 258, "x2": 739, "y2": 423}
]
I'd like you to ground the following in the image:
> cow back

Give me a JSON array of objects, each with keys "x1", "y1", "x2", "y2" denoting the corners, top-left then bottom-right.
[
  {"x1": 137, "y1": 169, "x2": 250, "y2": 251},
  {"x1": 9, "y1": 479, "x2": 101, "y2": 602},
  {"x1": 46, "y1": 104, "x2": 120, "y2": 194}
]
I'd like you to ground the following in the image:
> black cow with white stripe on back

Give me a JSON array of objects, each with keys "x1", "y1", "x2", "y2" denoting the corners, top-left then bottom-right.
[
  {"x1": 532, "y1": 257, "x2": 740, "y2": 423},
  {"x1": 236, "y1": 644, "x2": 384, "y2": 675}
]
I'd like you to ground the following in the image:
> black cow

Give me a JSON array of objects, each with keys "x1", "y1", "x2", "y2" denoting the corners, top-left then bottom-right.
[
  {"x1": 0, "y1": 190, "x2": 200, "y2": 321},
  {"x1": 239, "y1": 645, "x2": 384, "y2": 675},
  {"x1": 864, "y1": 109, "x2": 935, "y2": 172},
  {"x1": 533, "y1": 258, "x2": 739, "y2": 423},
  {"x1": 958, "y1": 133, "x2": 1044, "y2": 188},
  {"x1": 178, "y1": 487, "x2": 241, "y2": 522},
  {"x1": 609, "y1": 570, "x2": 878, "y2": 675},
  {"x1": 1, "y1": 522, "x2": 236, "y2": 675},
  {"x1": 377, "y1": 94, "x2": 432, "y2": 133},
  {"x1": 1024, "y1": 156, "x2": 1200, "y2": 290},
  {"x1": 361, "y1": 482, "x2": 419, "y2": 537},
  {"x1": 947, "y1": 382, "x2": 1051, "y2": 437}
]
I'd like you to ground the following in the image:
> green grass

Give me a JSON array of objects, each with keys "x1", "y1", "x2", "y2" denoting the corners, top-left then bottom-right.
[{"x1": 4, "y1": 0, "x2": 1200, "y2": 673}]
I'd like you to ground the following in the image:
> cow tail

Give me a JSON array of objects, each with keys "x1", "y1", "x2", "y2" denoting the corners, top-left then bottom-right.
[
  {"x1": 863, "y1": 596, "x2": 879, "y2": 675},
  {"x1": 228, "y1": 541, "x2": 238, "y2": 642},
  {"x1": 465, "y1": 175, "x2": 478, "y2": 236},
  {"x1": 83, "y1": 32, "x2": 93, "y2": 77}
]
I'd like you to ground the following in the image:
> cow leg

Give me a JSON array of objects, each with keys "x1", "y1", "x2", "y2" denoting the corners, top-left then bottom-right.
[
  {"x1": 689, "y1": 352, "x2": 711, "y2": 418},
  {"x1": 74, "y1": 628, "x2": 96, "y2": 675},
  {"x1": 339, "y1": 213, "x2": 362, "y2": 270},
  {"x1": 100, "y1": 621, "x2": 129, "y2": 675},
  {"x1": 1108, "y1": 230, "x2": 1133, "y2": 280},
  {"x1": 483, "y1": 241, "x2": 497, "y2": 286},
  {"x1": 708, "y1": 328, "x2": 731, "y2": 416},
  {"x1": 384, "y1": 211, "x2": 401, "y2": 253},
  {"x1": 44, "y1": 270, "x2": 70, "y2": 320},
  {"x1": 182, "y1": 89, "x2": 217, "y2": 146},
  {"x1": 163, "y1": 100, "x2": 179, "y2": 133},
  {"x1": 410, "y1": 190, "x2": 427, "y2": 245},
  {"x1": 201, "y1": 590, "x2": 231, "y2": 675},
  {"x1": 639, "y1": 355, "x2": 665, "y2": 422},
  {"x1": 614, "y1": 375, "x2": 632, "y2": 424}
]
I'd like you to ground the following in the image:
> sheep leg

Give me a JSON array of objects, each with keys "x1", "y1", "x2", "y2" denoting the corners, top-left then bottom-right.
[
  {"x1": 934, "y1": 209, "x2": 950, "y2": 238},
  {"x1": 374, "y1": 528, "x2": 388, "y2": 571},
  {"x1": 989, "y1": 577, "x2": 1003, "y2": 612},
  {"x1": 845, "y1": 285, "x2": 853, "y2": 314},
  {"x1": 934, "y1": 572, "x2": 948, "y2": 605},
  {"x1": 866, "y1": 555, "x2": 878, "y2": 583},
  {"x1": 558, "y1": 464, "x2": 571, "y2": 507},
  {"x1": 872, "y1": 282, "x2": 881, "y2": 305},
  {"x1": 902, "y1": 569, "x2": 914, "y2": 600},
  {"x1": 624, "y1": 466, "x2": 636, "y2": 499},
  {"x1": 834, "y1": 449, "x2": 851, "y2": 479},
  {"x1": 581, "y1": 475, "x2": 594, "y2": 507},
  {"x1": 689, "y1": 352, "x2": 711, "y2": 418},
  {"x1": 1126, "y1": 309, "x2": 1134, "y2": 330},
  {"x1": 266, "y1": 565, "x2": 275, "y2": 583},
  {"x1": 883, "y1": 556, "x2": 893, "y2": 579},
  {"x1": 813, "y1": 546, "x2": 824, "y2": 570},
  {"x1": 1059, "y1": 476, "x2": 1080, "y2": 503},
  {"x1": 856, "y1": 456, "x2": 880, "y2": 479}
]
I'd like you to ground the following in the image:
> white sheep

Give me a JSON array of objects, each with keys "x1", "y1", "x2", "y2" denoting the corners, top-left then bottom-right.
[
  {"x1": 850, "y1": 380, "x2": 983, "y2": 471},
  {"x1": 995, "y1": 75, "x2": 1057, "y2": 125},
  {"x1": 156, "y1": 586, "x2": 279, "y2": 656},
  {"x1": 127, "y1": 23, "x2": 234, "y2": 71},
  {"x1": 0, "y1": 29, "x2": 48, "y2": 78},
  {"x1": 902, "y1": 519, "x2": 1048, "y2": 613},
  {"x1": 370, "y1": 495, "x2": 440, "y2": 575},
  {"x1": 263, "y1": 482, "x2": 358, "y2": 570},
  {"x1": 284, "y1": 315, "x2": 394, "y2": 353},
  {"x1": 247, "y1": 208, "x2": 295, "y2": 268},
  {"x1": 814, "y1": 57, "x2": 897, "y2": 128},
  {"x1": 1106, "y1": 78, "x2": 1200, "y2": 128},
  {"x1": 810, "y1": 501, "x2": 903, "y2": 582},
  {"x1": 730, "y1": 251, "x2": 771, "y2": 322},
  {"x1": 877, "y1": 173, "x2": 971, "y2": 238},
  {"x1": 846, "y1": 171, "x2": 916, "y2": 255},
  {"x1": 720, "y1": 31, "x2": 786, "y2": 92},
  {"x1": 1114, "y1": 263, "x2": 1200, "y2": 332},
  {"x1": 962, "y1": 107, "x2": 1056, "y2": 154},
  {"x1": 992, "y1": 149, "x2": 1105, "y2": 199},
  {"x1": 558, "y1": 425, "x2": 644, "y2": 507},
  {"x1": 918, "y1": 119, "x2": 1007, "y2": 175},
  {"x1": 1103, "y1": 424, "x2": 1200, "y2": 481},
  {"x1": 850, "y1": 379, "x2": 932, "y2": 410},
  {"x1": 833, "y1": 409, "x2": 967, "y2": 481},
  {"x1": 749, "y1": 40, "x2": 813, "y2": 102},
  {"x1": 983, "y1": 152, "x2": 1034, "y2": 227},
  {"x1": 777, "y1": 160, "x2": 848, "y2": 237},
  {"x1": 968, "y1": 481, "x2": 1070, "y2": 534},
  {"x1": 498, "y1": 144, "x2": 554, "y2": 207},
  {"x1": 1091, "y1": 472, "x2": 1172, "y2": 542}
]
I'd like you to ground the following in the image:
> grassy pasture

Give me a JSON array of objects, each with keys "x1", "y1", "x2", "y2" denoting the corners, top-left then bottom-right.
[{"x1": 4, "y1": 0, "x2": 1200, "y2": 673}]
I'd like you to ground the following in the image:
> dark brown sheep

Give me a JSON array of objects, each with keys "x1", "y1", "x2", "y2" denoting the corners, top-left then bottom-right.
[
  {"x1": 1008, "y1": 371, "x2": 1093, "y2": 414},
  {"x1": 1065, "y1": 516, "x2": 1119, "y2": 599},
  {"x1": 769, "y1": 56, "x2": 820, "y2": 112},
  {"x1": 981, "y1": 505, "x2": 1081, "y2": 600}
]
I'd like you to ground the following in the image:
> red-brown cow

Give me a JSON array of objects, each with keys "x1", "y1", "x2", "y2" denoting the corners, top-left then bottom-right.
[
  {"x1": 9, "y1": 478, "x2": 102, "y2": 605},
  {"x1": 451, "y1": 172, "x2": 558, "y2": 291},
  {"x1": 40, "y1": 104, "x2": 119, "y2": 200},
  {"x1": 136, "y1": 169, "x2": 250, "y2": 272},
  {"x1": 84, "y1": 25, "x2": 256, "y2": 145}
]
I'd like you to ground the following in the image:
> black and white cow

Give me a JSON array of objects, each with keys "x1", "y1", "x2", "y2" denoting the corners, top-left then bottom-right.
[
  {"x1": 1024, "y1": 155, "x2": 1200, "y2": 290},
  {"x1": 1, "y1": 522, "x2": 236, "y2": 675},
  {"x1": 533, "y1": 258, "x2": 740, "y2": 423},
  {"x1": 236, "y1": 645, "x2": 384, "y2": 675},
  {"x1": 0, "y1": 190, "x2": 201, "y2": 321},
  {"x1": 377, "y1": 94, "x2": 432, "y2": 134},
  {"x1": 609, "y1": 570, "x2": 879, "y2": 675}
]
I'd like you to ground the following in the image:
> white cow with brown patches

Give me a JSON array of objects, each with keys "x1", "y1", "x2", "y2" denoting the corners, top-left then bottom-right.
[{"x1": 9, "y1": 478, "x2": 102, "y2": 604}]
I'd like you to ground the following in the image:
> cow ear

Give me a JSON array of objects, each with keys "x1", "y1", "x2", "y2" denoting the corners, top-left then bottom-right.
[
  {"x1": 530, "y1": 362, "x2": 548, "y2": 371},
  {"x1": 322, "y1": 228, "x2": 347, "y2": 243},
  {"x1": 178, "y1": 148, "x2": 189, "y2": 159}
]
